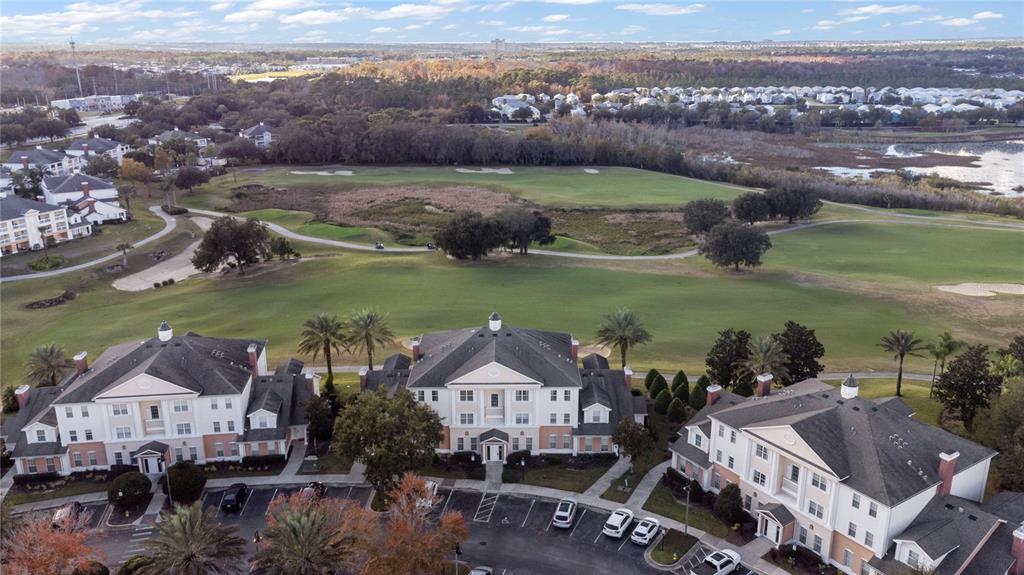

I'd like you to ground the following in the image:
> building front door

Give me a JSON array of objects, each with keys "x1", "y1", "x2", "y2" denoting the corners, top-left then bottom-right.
[
  {"x1": 141, "y1": 456, "x2": 164, "y2": 474},
  {"x1": 486, "y1": 444, "x2": 504, "y2": 462}
]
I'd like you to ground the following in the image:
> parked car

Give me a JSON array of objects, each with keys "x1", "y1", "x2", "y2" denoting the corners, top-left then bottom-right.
[
  {"x1": 551, "y1": 497, "x2": 577, "y2": 528},
  {"x1": 689, "y1": 549, "x2": 742, "y2": 575},
  {"x1": 221, "y1": 483, "x2": 249, "y2": 513},
  {"x1": 602, "y1": 508, "x2": 634, "y2": 538},
  {"x1": 468, "y1": 568, "x2": 493, "y2": 575},
  {"x1": 426, "y1": 242, "x2": 437, "y2": 250},
  {"x1": 375, "y1": 242, "x2": 385, "y2": 250},
  {"x1": 416, "y1": 480, "x2": 440, "y2": 509},
  {"x1": 300, "y1": 481, "x2": 326, "y2": 499},
  {"x1": 630, "y1": 517, "x2": 661, "y2": 545},
  {"x1": 52, "y1": 501, "x2": 84, "y2": 529}
]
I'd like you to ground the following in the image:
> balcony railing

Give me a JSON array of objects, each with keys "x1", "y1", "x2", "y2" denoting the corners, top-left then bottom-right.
[{"x1": 144, "y1": 419, "x2": 165, "y2": 435}]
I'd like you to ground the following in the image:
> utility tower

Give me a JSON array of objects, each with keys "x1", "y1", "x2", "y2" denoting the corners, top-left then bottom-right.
[
  {"x1": 69, "y1": 38, "x2": 84, "y2": 97},
  {"x1": 491, "y1": 38, "x2": 505, "y2": 58}
]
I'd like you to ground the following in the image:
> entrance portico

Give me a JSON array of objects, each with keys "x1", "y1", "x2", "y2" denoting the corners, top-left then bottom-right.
[
  {"x1": 135, "y1": 440, "x2": 169, "y2": 475},
  {"x1": 756, "y1": 503, "x2": 796, "y2": 546},
  {"x1": 480, "y1": 429, "x2": 509, "y2": 463}
]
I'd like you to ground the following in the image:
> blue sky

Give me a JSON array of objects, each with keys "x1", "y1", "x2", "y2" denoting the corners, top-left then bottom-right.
[{"x1": 2, "y1": 1, "x2": 1021, "y2": 45}]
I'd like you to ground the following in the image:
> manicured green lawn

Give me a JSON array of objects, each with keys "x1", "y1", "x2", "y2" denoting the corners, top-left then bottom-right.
[
  {"x1": 200, "y1": 166, "x2": 748, "y2": 209},
  {"x1": 650, "y1": 529, "x2": 699, "y2": 566},
  {"x1": 821, "y1": 377, "x2": 943, "y2": 425},
  {"x1": 602, "y1": 411, "x2": 676, "y2": 504},
  {"x1": 518, "y1": 459, "x2": 616, "y2": 493},
  {"x1": 244, "y1": 208, "x2": 397, "y2": 245},
  {"x1": 298, "y1": 450, "x2": 353, "y2": 475},
  {"x1": 643, "y1": 484, "x2": 730, "y2": 538},
  {"x1": 4, "y1": 479, "x2": 111, "y2": 507}
]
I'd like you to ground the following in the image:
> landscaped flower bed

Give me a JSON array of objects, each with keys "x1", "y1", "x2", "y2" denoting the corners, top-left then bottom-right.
[{"x1": 765, "y1": 546, "x2": 840, "y2": 575}]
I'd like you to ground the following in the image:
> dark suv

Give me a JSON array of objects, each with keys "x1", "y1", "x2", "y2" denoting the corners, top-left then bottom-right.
[
  {"x1": 221, "y1": 483, "x2": 249, "y2": 513},
  {"x1": 300, "y1": 481, "x2": 327, "y2": 499}
]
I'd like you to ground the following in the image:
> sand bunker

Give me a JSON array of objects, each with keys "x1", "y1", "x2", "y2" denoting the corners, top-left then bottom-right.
[
  {"x1": 289, "y1": 170, "x2": 354, "y2": 176},
  {"x1": 934, "y1": 283, "x2": 1024, "y2": 297},
  {"x1": 455, "y1": 167, "x2": 514, "y2": 175},
  {"x1": 584, "y1": 168, "x2": 600, "y2": 174}
]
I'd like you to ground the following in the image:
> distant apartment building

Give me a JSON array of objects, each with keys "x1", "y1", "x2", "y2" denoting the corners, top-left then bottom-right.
[
  {"x1": 240, "y1": 122, "x2": 276, "y2": 148},
  {"x1": 148, "y1": 128, "x2": 210, "y2": 149},
  {"x1": 64, "y1": 137, "x2": 133, "y2": 165},
  {"x1": 0, "y1": 192, "x2": 92, "y2": 256},
  {"x1": 2, "y1": 146, "x2": 82, "y2": 177},
  {"x1": 50, "y1": 94, "x2": 139, "y2": 113}
]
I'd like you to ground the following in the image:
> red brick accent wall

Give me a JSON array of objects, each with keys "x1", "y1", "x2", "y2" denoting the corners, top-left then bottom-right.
[
  {"x1": 829, "y1": 529, "x2": 874, "y2": 572},
  {"x1": 21, "y1": 456, "x2": 62, "y2": 473},
  {"x1": 202, "y1": 433, "x2": 239, "y2": 459},
  {"x1": 539, "y1": 426, "x2": 571, "y2": 449},
  {"x1": 713, "y1": 462, "x2": 741, "y2": 485},
  {"x1": 440, "y1": 427, "x2": 450, "y2": 450},
  {"x1": 69, "y1": 442, "x2": 108, "y2": 467}
]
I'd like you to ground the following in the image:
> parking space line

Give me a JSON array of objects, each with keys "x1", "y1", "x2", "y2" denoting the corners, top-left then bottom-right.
[
  {"x1": 520, "y1": 499, "x2": 535, "y2": 528},
  {"x1": 473, "y1": 493, "x2": 499, "y2": 523},
  {"x1": 593, "y1": 530, "x2": 602, "y2": 544},
  {"x1": 345, "y1": 486, "x2": 353, "y2": 500},
  {"x1": 441, "y1": 490, "x2": 454, "y2": 516},
  {"x1": 569, "y1": 509, "x2": 586, "y2": 537},
  {"x1": 264, "y1": 488, "x2": 279, "y2": 516},
  {"x1": 617, "y1": 537, "x2": 629, "y2": 552},
  {"x1": 238, "y1": 488, "x2": 254, "y2": 516},
  {"x1": 216, "y1": 491, "x2": 227, "y2": 518}
]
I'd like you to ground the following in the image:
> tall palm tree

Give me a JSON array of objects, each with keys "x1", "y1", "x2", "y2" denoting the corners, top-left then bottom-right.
[
  {"x1": 927, "y1": 332, "x2": 964, "y2": 397},
  {"x1": 738, "y1": 335, "x2": 790, "y2": 382},
  {"x1": 25, "y1": 343, "x2": 74, "y2": 387},
  {"x1": 879, "y1": 329, "x2": 926, "y2": 397},
  {"x1": 140, "y1": 502, "x2": 246, "y2": 575},
  {"x1": 344, "y1": 308, "x2": 395, "y2": 371},
  {"x1": 297, "y1": 313, "x2": 348, "y2": 380},
  {"x1": 249, "y1": 495, "x2": 365, "y2": 575},
  {"x1": 594, "y1": 307, "x2": 653, "y2": 368},
  {"x1": 115, "y1": 242, "x2": 134, "y2": 268}
]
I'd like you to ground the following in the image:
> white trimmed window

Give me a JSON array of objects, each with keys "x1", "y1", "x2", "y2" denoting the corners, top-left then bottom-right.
[
  {"x1": 718, "y1": 425, "x2": 725, "y2": 437},
  {"x1": 550, "y1": 390, "x2": 558, "y2": 401},
  {"x1": 27, "y1": 460, "x2": 37, "y2": 473},
  {"x1": 808, "y1": 500, "x2": 825, "y2": 520},
  {"x1": 811, "y1": 472, "x2": 828, "y2": 491},
  {"x1": 716, "y1": 450, "x2": 723, "y2": 463},
  {"x1": 213, "y1": 422, "x2": 222, "y2": 432},
  {"x1": 459, "y1": 390, "x2": 474, "y2": 402},
  {"x1": 257, "y1": 416, "x2": 269, "y2": 428},
  {"x1": 600, "y1": 437, "x2": 609, "y2": 452},
  {"x1": 225, "y1": 398, "x2": 233, "y2": 409},
  {"x1": 848, "y1": 522, "x2": 857, "y2": 538},
  {"x1": 460, "y1": 413, "x2": 474, "y2": 425},
  {"x1": 550, "y1": 413, "x2": 557, "y2": 424},
  {"x1": 176, "y1": 423, "x2": 192, "y2": 436},
  {"x1": 752, "y1": 470, "x2": 767, "y2": 486},
  {"x1": 563, "y1": 413, "x2": 570, "y2": 424},
  {"x1": 65, "y1": 407, "x2": 74, "y2": 418},
  {"x1": 728, "y1": 456, "x2": 735, "y2": 469},
  {"x1": 35, "y1": 429, "x2": 46, "y2": 442},
  {"x1": 591, "y1": 410, "x2": 600, "y2": 423},
  {"x1": 230, "y1": 443, "x2": 240, "y2": 457},
  {"x1": 907, "y1": 549, "x2": 921, "y2": 569},
  {"x1": 755, "y1": 444, "x2": 769, "y2": 460},
  {"x1": 173, "y1": 400, "x2": 189, "y2": 412},
  {"x1": 112, "y1": 404, "x2": 129, "y2": 416},
  {"x1": 227, "y1": 420, "x2": 236, "y2": 432},
  {"x1": 87, "y1": 451, "x2": 97, "y2": 466},
  {"x1": 813, "y1": 535, "x2": 822, "y2": 553},
  {"x1": 512, "y1": 437, "x2": 520, "y2": 451},
  {"x1": 115, "y1": 426, "x2": 131, "y2": 439},
  {"x1": 85, "y1": 429, "x2": 93, "y2": 440},
  {"x1": 73, "y1": 452, "x2": 83, "y2": 467},
  {"x1": 115, "y1": 452, "x2": 124, "y2": 465},
  {"x1": 417, "y1": 390, "x2": 425, "y2": 402},
  {"x1": 864, "y1": 531, "x2": 874, "y2": 548},
  {"x1": 80, "y1": 406, "x2": 89, "y2": 417},
  {"x1": 562, "y1": 434, "x2": 571, "y2": 448},
  {"x1": 45, "y1": 458, "x2": 56, "y2": 472},
  {"x1": 694, "y1": 434, "x2": 702, "y2": 448},
  {"x1": 563, "y1": 390, "x2": 570, "y2": 401},
  {"x1": 216, "y1": 443, "x2": 225, "y2": 457},
  {"x1": 852, "y1": 493, "x2": 861, "y2": 509},
  {"x1": 730, "y1": 430, "x2": 737, "y2": 443},
  {"x1": 869, "y1": 501, "x2": 878, "y2": 518},
  {"x1": 549, "y1": 434, "x2": 557, "y2": 448},
  {"x1": 211, "y1": 399, "x2": 219, "y2": 410},
  {"x1": 457, "y1": 437, "x2": 465, "y2": 451},
  {"x1": 515, "y1": 390, "x2": 529, "y2": 402},
  {"x1": 69, "y1": 430, "x2": 78, "y2": 442},
  {"x1": 431, "y1": 391, "x2": 438, "y2": 401},
  {"x1": 515, "y1": 413, "x2": 529, "y2": 425}
]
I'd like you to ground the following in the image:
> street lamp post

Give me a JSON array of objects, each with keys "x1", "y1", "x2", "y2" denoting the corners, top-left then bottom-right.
[{"x1": 683, "y1": 484, "x2": 691, "y2": 538}]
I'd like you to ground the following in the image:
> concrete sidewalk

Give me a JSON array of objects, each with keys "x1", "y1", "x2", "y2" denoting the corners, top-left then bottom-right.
[{"x1": 583, "y1": 456, "x2": 630, "y2": 499}]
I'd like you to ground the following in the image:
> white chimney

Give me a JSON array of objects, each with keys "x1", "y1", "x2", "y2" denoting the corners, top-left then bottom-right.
[
  {"x1": 488, "y1": 312, "x2": 502, "y2": 331},
  {"x1": 841, "y1": 374, "x2": 859, "y2": 399},
  {"x1": 756, "y1": 373, "x2": 773, "y2": 397},
  {"x1": 158, "y1": 320, "x2": 173, "y2": 341}
]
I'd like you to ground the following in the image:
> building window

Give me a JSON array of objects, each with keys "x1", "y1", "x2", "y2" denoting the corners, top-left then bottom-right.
[
  {"x1": 27, "y1": 460, "x2": 37, "y2": 473},
  {"x1": 85, "y1": 429, "x2": 93, "y2": 440},
  {"x1": 211, "y1": 399, "x2": 218, "y2": 410},
  {"x1": 563, "y1": 413, "x2": 570, "y2": 424},
  {"x1": 718, "y1": 425, "x2": 725, "y2": 437},
  {"x1": 515, "y1": 413, "x2": 529, "y2": 425},
  {"x1": 80, "y1": 406, "x2": 89, "y2": 417},
  {"x1": 811, "y1": 473, "x2": 828, "y2": 492},
  {"x1": 716, "y1": 450, "x2": 723, "y2": 463},
  {"x1": 600, "y1": 437, "x2": 609, "y2": 452},
  {"x1": 694, "y1": 434, "x2": 702, "y2": 448},
  {"x1": 730, "y1": 430, "x2": 737, "y2": 443},
  {"x1": 798, "y1": 526, "x2": 807, "y2": 544},
  {"x1": 115, "y1": 452, "x2": 124, "y2": 465},
  {"x1": 45, "y1": 458, "x2": 56, "y2": 472},
  {"x1": 216, "y1": 443, "x2": 224, "y2": 457},
  {"x1": 73, "y1": 452, "x2": 83, "y2": 467},
  {"x1": 512, "y1": 437, "x2": 520, "y2": 451},
  {"x1": 864, "y1": 531, "x2": 874, "y2": 548},
  {"x1": 230, "y1": 443, "x2": 239, "y2": 457},
  {"x1": 564, "y1": 390, "x2": 570, "y2": 401},
  {"x1": 213, "y1": 422, "x2": 222, "y2": 433},
  {"x1": 550, "y1": 390, "x2": 558, "y2": 401},
  {"x1": 755, "y1": 444, "x2": 769, "y2": 460},
  {"x1": 470, "y1": 437, "x2": 478, "y2": 451},
  {"x1": 457, "y1": 437, "x2": 465, "y2": 451},
  {"x1": 788, "y1": 465, "x2": 800, "y2": 482},
  {"x1": 112, "y1": 404, "x2": 129, "y2": 416},
  {"x1": 149, "y1": 405, "x2": 160, "y2": 419},
  {"x1": 227, "y1": 420, "x2": 236, "y2": 432},
  {"x1": 843, "y1": 549, "x2": 853, "y2": 567},
  {"x1": 115, "y1": 427, "x2": 132, "y2": 439},
  {"x1": 69, "y1": 430, "x2": 78, "y2": 442},
  {"x1": 808, "y1": 501, "x2": 824, "y2": 520},
  {"x1": 550, "y1": 413, "x2": 557, "y2": 424},
  {"x1": 490, "y1": 394, "x2": 499, "y2": 408},
  {"x1": 417, "y1": 390, "x2": 425, "y2": 402},
  {"x1": 860, "y1": 560, "x2": 871, "y2": 575},
  {"x1": 562, "y1": 434, "x2": 571, "y2": 449},
  {"x1": 744, "y1": 495, "x2": 752, "y2": 510},
  {"x1": 175, "y1": 448, "x2": 183, "y2": 462},
  {"x1": 907, "y1": 549, "x2": 920, "y2": 569},
  {"x1": 225, "y1": 399, "x2": 232, "y2": 409},
  {"x1": 848, "y1": 522, "x2": 857, "y2": 538},
  {"x1": 189, "y1": 447, "x2": 198, "y2": 461},
  {"x1": 515, "y1": 390, "x2": 529, "y2": 402},
  {"x1": 65, "y1": 407, "x2": 74, "y2": 418},
  {"x1": 459, "y1": 390, "x2": 474, "y2": 402},
  {"x1": 460, "y1": 413, "x2": 474, "y2": 425},
  {"x1": 752, "y1": 470, "x2": 767, "y2": 486},
  {"x1": 584, "y1": 439, "x2": 593, "y2": 452},
  {"x1": 591, "y1": 411, "x2": 601, "y2": 423},
  {"x1": 176, "y1": 423, "x2": 192, "y2": 436},
  {"x1": 129, "y1": 451, "x2": 138, "y2": 464},
  {"x1": 259, "y1": 416, "x2": 270, "y2": 428},
  {"x1": 173, "y1": 400, "x2": 189, "y2": 412},
  {"x1": 868, "y1": 502, "x2": 878, "y2": 518},
  {"x1": 432, "y1": 391, "x2": 438, "y2": 402},
  {"x1": 727, "y1": 456, "x2": 735, "y2": 469},
  {"x1": 852, "y1": 493, "x2": 861, "y2": 509},
  {"x1": 267, "y1": 443, "x2": 276, "y2": 454},
  {"x1": 87, "y1": 451, "x2": 97, "y2": 466},
  {"x1": 712, "y1": 474, "x2": 721, "y2": 490},
  {"x1": 549, "y1": 434, "x2": 557, "y2": 448},
  {"x1": 812, "y1": 535, "x2": 822, "y2": 554}
]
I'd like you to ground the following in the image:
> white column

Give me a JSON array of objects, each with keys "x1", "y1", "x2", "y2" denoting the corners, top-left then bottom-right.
[
  {"x1": 504, "y1": 389, "x2": 511, "y2": 425},
  {"x1": 132, "y1": 403, "x2": 144, "y2": 440},
  {"x1": 768, "y1": 450, "x2": 780, "y2": 493}
]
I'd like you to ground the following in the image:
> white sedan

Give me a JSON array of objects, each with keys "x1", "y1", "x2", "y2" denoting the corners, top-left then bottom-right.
[
  {"x1": 630, "y1": 517, "x2": 661, "y2": 545},
  {"x1": 602, "y1": 508, "x2": 634, "y2": 538}
]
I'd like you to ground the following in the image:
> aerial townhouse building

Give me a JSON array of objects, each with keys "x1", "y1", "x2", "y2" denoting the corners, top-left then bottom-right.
[
  {"x1": 363, "y1": 313, "x2": 647, "y2": 462},
  {"x1": 668, "y1": 375, "x2": 1023, "y2": 575},
  {"x1": 1, "y1": 322, "x2": 317, "y2": 476}
]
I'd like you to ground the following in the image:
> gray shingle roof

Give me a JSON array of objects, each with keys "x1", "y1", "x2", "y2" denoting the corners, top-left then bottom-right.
[
  {"x1": 242, "y1": 360, "x2": 312, "y2": 442},
  {"x1": 670, "y1": 437, "x2": 710, "y2": 469},
  {"x1": 42, "y1": 174, "x2": 117, "y2": 196},
  {"x1": 1, "y1": 386, "x2": 64, "y2": 449},
  {"x1": 758, "y1": 502, "x2": 795, "y2": 525},
  {"x1": 875, "y1": 396, "x2": 916, "y2": 418},
  {"x1": 54, "y1": 330, "x2": 266, "y2": 405},
  {"x1": 581, "y1": 353, "x2": 610, "y2": 370},
  {"x1": 242, "y1": 124, "x2": 274, "y2": 137},
  {"x1": 0, "y1": 195, "x2": 63, "y2": 221},
  {"x1": 136, "y1": 440, "x2": 170, "y2": 454},
  {"x1": 11, "y1": 440, "x2": 67, "y2": 458},
  {"x1": 156, "y1": 129, "x2": 205, "y2": 142},
  {"x1": 575, "y1": 369, "x2": 645, "y2": 436},
  {"x1": 5, "y1": 148, "x2": 69, "y2": 166},
  {"x1": 66, "y1": 138, "x2": 120, "y2": 154},
  {"x1": 480, "y1": 429, "x2": 509, "y2": 442},
  {"x1": 709, "y1": 382, "x2": 996, "y2": 505},
  {"x1": 892, "y1": 496, "x2": 1002, "y2": 575},
  {"x1": 406, "y1": 322, "x2": 582, "y2": 389}
]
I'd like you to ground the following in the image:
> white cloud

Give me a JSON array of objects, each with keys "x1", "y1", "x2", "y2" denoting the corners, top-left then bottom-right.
[
  {"x1": 542, "y1": 13, "x2": 570, "y2": 22},
  {"x1": 404, "y1": 24, "x2": 423, "y2": 29},
  {"x1": 477, "y1": 19, "x2": 506, "y2": 25},
  {"x1": 247, "y1": 0, "x2": 319, "y2": 9},
  {"x1": 843, "y1": 16, "x2": 869, "y2": 23},
  {"x1": 294, "y1": 29, "x2": 330, "y2": 42},
  {"x1": 881, "y1": 22, "x2": 892, "y2": 28},
  {"x1": 620, "y1": 25, "x2": 645, "y2": 35},
  {"x1": 368, "y1": 3, "x2": 454, "y2": 20},
  {"x1": 442, "y1": 23, "x2": 457, "y2": 29},
  {"x1": 813, "y1": 19, "x2": 838, "y2": 30},
  {"x1": 801, "y1": 8, "x2": 815, "y2": 13},
  {"x1": 771, "y1": 28, "x2": 792, "y2": 36},
  {"x1": 939, "y1": 17, "x2": 975, "y2": 26},
  {"x1": 210, "y1": 2, "x2": 234, "y2": 11},
  {"x1": 279, "y1": 8, "x2": 364, "y2": 24},
  {"x1": 506, "y1": 24, "x2": 570, "y2": 35},
  {"x1": 480, "y1": 1, "x2": 517, "y2": 12},
  {"x1": 371, "y1": 26, "x2": 393, "y2": 32},
  {"x1": 838, "y1": 4, "x2": 923, "y2": 16},
  {"x1": 543, "y1": 0, "x2": 599, "y2": 4},
  {"x1": 224, "y1": 9, "x2": 276, "y2": 22},
  {"x1": 973, "y1": 11, "x2": 1003, "y2": 20},
  {"x1": 616, "y1": 3, "x2": 705, "y2": 16}
]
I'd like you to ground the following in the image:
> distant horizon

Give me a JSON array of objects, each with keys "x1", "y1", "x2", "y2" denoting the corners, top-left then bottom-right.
[{"x1": 2, "y1": 1, "x2": 1021, "y2": 46}]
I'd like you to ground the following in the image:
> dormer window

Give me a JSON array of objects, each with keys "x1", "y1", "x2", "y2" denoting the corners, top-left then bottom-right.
[
  {"x1": 258, "y1": 416, "x2": 269, "y2": 428},
  {"x1": 35, "y1": 429, "x2": 46, "y2": 442},
  {"x1": 694, "y1": 434, "x2": 702, "y2": 448}
]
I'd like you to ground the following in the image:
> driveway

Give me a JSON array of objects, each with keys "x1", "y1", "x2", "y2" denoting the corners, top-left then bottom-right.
[{"x1": 111, "y1": 216, "x2": 213, "y2": 291}]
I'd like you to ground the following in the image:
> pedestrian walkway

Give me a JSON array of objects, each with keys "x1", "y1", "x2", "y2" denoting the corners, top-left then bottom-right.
[
  {"x1": 485, "y1": 461, "x2": 503, "y2": 492},
  {"x1": 625, "y1": 460, "x2": 670, "y2": 508},
  {"x1": 582, "y1": 456, "x2": 630, "y2": 499}
]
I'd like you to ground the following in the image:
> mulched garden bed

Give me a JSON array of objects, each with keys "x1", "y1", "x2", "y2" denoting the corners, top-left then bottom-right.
[
  {"x1": 764, "y1": 546, "x2": 841, "y2": 575},
  {"x1": 25, "y1": 290, "x2": 77, "y2": 309},
  {"x1": 108, "y1": 492, "x2": 153, "y2": 526}
]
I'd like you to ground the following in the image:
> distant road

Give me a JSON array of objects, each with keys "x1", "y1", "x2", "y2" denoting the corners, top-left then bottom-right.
[{"x1": 818, "y1": 371, "x2": 932, "y2": 382}]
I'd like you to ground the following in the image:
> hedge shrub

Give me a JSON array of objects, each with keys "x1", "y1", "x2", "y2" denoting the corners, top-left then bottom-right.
[
  {"x1": 160, "y1": 461, "x2": 206, "y2": 504},
  {"x1": 644, "y1": 368, "x2": 661, "y2": 389},
  {"x1": 505, "y1": 450, "x2": 531, "y2": 469},
  {"x1": 12, "y1": 472, "x2": 60, "y2": 486},
  {"x1": 654, "y1": 389, "x2": 672, "y2": 415},
  {"x1": 649, "y1": 376, "x2": 668, "y2": 401},
  {"x1": 667, "y1": 397, "x2": 688, "y2": 423},
  {"x1": 108, "y1": 471, "x2": 152, "y2": 510},
  {"x1": 160, "y1": 205, "x2": 189, "y2": 215},
  {"x1": 241, "y1": 454, "x2": 286, "y2": 467}
]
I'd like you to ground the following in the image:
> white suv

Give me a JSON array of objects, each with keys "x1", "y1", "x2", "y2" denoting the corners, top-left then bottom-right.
[
  {"x1": 552, "y1": 497, "x2": 577, "y2": 529},
  {"x1": 602, "y1": 508, "x2": 634, "y2": 538},
  {"x1": 630, "y1": 517, "x2": 661, "y2": 545}
]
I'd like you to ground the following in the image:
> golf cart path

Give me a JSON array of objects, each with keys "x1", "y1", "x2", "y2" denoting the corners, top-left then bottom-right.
[
  {"x1": 0, "y1": 206, "x2": 177, "y2": 283},
  {"x1": 111, "y1": 216, "x2": 214, "y2": 291},
  {"x1": 190, "y1": 205, "x2": 1024, "y2": 262}
]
